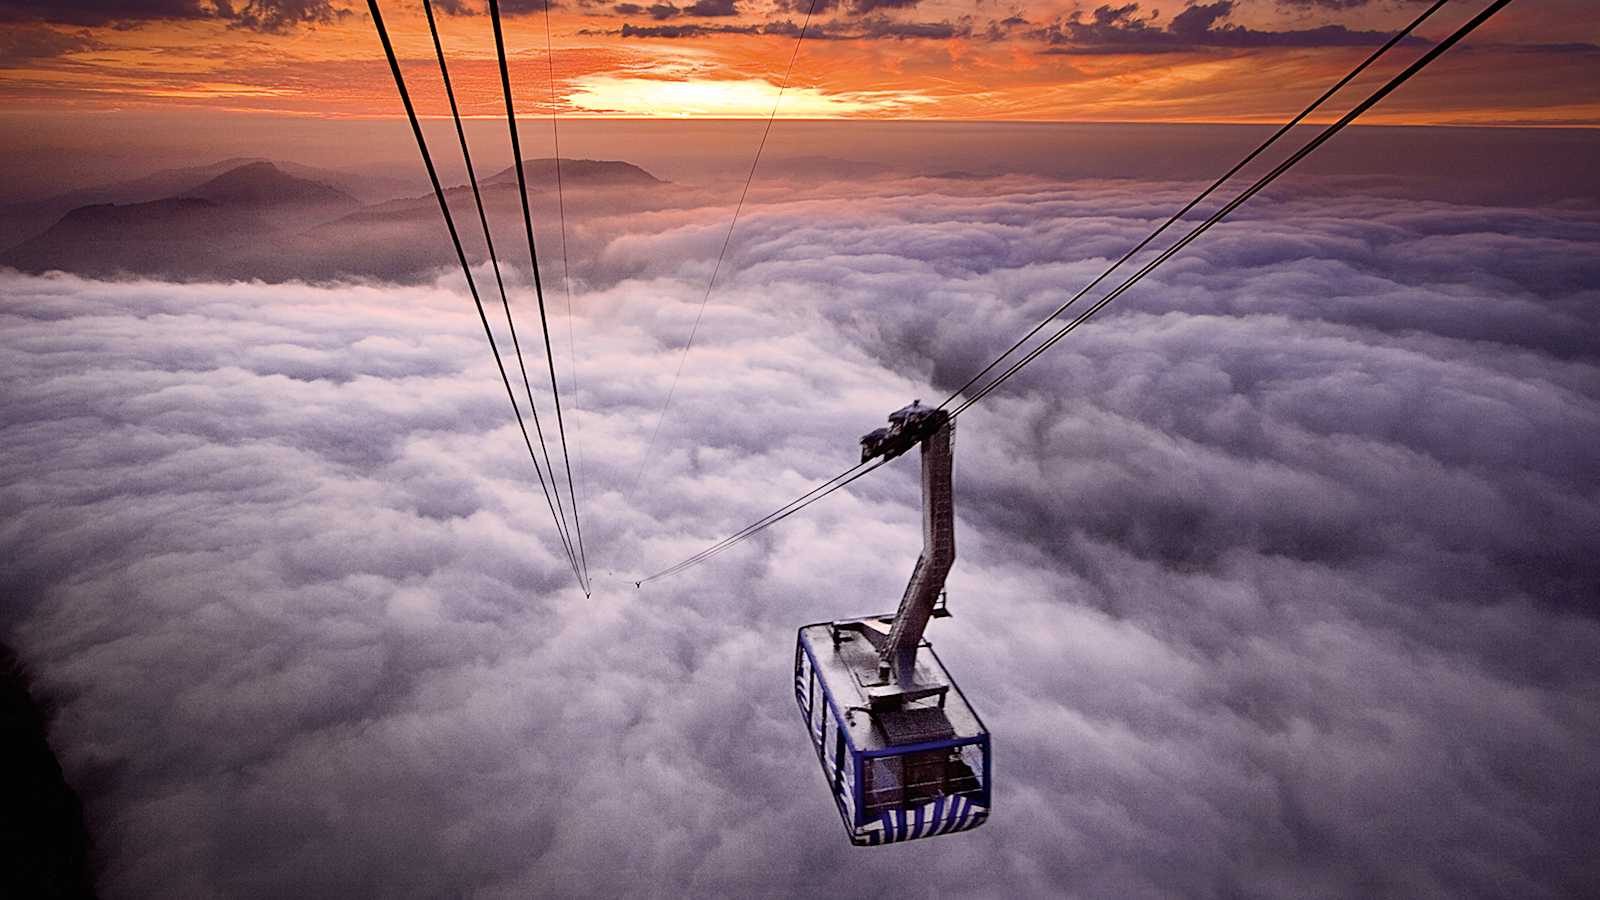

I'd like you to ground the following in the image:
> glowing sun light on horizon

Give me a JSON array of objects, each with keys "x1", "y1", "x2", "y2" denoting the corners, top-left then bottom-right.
[{"x1": 563, "y1": 75, "x2": 932, "y2": 118}]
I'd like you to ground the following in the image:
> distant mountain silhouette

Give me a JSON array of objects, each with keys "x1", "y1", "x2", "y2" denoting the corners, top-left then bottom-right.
[
  {"x1": 64, "y1": 157, "x2": 264, "y2": 204},
  {"x1": 1, "y1": 157, "x2": 680, "y2": 282},
  {"x1": 0, "y1": 159, "x2": 413, "y2": 248},
  {"x1": 182, "y1": 161, "x2": 356, "y2": 206},
  {"x1": 36, "y1": 197, "x2": 231, "y2": 240},
  {"x1": 1, "y1": 163, "x2": 356, "y2": 278},
  {"x1": 485, "y1": 158, "x2": 663, "y2": 187}
]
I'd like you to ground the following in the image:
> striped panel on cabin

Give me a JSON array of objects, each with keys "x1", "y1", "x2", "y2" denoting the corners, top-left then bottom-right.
[{"x1": 862, "y1": 794, "x2": 989, "y2": 845}]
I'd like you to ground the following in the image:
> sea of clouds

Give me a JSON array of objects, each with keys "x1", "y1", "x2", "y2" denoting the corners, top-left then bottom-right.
[{"x1": 2, "y1": 172, "x2": 1598, "y2": 897}]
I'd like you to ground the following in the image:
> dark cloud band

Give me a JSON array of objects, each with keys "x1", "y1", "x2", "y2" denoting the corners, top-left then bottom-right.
[{"x1": 0, "y1": 0, "x2": 346, "y2": 32}]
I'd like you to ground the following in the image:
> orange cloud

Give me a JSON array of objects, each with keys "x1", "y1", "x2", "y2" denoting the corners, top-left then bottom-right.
[{"x1": 0, "y1": 1, "x2": 1593, "y2": 125}]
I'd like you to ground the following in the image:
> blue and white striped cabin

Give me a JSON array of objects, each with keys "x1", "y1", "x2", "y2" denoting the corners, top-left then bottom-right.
[{"x1": 794, "y1": 618, "x2": 991, "y2": 846}]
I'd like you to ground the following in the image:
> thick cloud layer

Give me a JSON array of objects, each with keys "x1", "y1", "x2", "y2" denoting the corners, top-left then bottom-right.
[{"x1": 2, "y1": 169, "x2": 1598, "y2": 897}]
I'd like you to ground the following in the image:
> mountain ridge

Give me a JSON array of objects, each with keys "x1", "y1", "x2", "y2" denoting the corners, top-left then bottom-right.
[
  {"x1": 484, "y1": 158, "x2": 664, "y2": 187},
  {"x1": 181, "y1": 161, "x2": 357, "y2": 206},
  {"x1": 2, "y1": 162, "x2": 357, "y2": 277}
]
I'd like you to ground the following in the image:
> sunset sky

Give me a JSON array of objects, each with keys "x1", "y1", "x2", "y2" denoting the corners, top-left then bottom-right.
[{"x1": 1, "y1": 0, "x2": 1596, "y2": 125}]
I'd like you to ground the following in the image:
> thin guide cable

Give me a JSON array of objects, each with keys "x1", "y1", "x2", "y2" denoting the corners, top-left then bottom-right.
[
  {"x1": 627, "y1": 0, "x2": 823, "y2": 504},
  {"x1": 636, "y1": 457, "x2": 884, "y2": 586}
]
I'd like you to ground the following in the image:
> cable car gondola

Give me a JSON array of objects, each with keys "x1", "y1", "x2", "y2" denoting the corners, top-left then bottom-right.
[{"x1": 793, "y1": 402, "x2": 991, "y2": 845}]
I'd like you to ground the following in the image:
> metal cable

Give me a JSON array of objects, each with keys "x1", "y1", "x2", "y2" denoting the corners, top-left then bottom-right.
[
  {"x1": 421, "y1": 0, "x2": 580, "y2": 571},
  {"x1": 952, "y1": 0, "x2": 1513, "y2": 417},
  {"x1": 543, "y1": 0, "x2": 592, "y2": 578},
  {"x1": 489, "y1": 0, "x2": 590, "y2": 593},
  {"x1": 369, "y1": 0, "x2": 582, "y2": 586},
  {"x1": 936, "y1": 0, "x2": 1451, "y2": 411}
]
